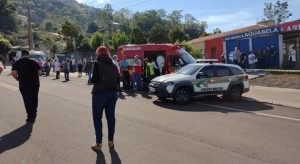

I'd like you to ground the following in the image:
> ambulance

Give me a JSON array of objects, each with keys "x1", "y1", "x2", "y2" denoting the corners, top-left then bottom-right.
[{"x1": 116, "y1": 44, "x2": 197, "y2": 75}]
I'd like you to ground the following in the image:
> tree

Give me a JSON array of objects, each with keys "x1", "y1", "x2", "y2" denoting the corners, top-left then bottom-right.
[
  {"x1": 199, "y1": 21, "x2": 208, "y2": 37},
  {"x1": 264, "y1": 0, "x2": 292, "y2": 24},
  {"x1": 50, "y1": 44, "x2": 58, "y2": 58},
  {"x1": 97, "y1": 4, "x2": 113, "y2": 37},
  {"x1": 45, "y1": 21, "x2": 54, "y2": 32},
  {"x1": 148, "y1": 24, "x2": 169, "y2": 43},
  {"x1": 61, "y1": 20, "x2": 82, "y2": 51},
  {"x1": 0, "y1": 35, "x2": 12, "y2": 62},
  {"x1": 112, "y1": 32, "x2": 129, "y2": 50},
  {"x1": 80, "y1": 37, "x2": 92, "y2": 50},
  {"x1": 130, "y1": 27, "x2": 147, "y2": 44},
  {"x1": 213, "y1": 28, "x2": 222, "y2": 34},
  {"x1": 184, "y1": 14, "x2": 200, "y2": 40},
  {"x1": 90, "y1": 32, "x2": 109, "y2": 50},
  {"x1": 168, "y1": 28, "x2": 187, "y2": 43},
  {"x1": 167, "y1": 10, "x2": 183, "y2": 29},
  {"x1": 0, "y1": 0, "x2": 17, "y2": 32},
  {"x1": 87, "y1": 22, "x2": 98, "y2": 33}
]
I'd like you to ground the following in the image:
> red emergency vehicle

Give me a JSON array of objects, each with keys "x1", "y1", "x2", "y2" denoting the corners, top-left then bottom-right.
[{"x1": 116, "y1": 44, "x2": 196, "y2": 75}]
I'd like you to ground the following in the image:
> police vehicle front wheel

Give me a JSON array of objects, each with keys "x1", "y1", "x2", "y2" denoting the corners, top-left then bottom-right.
[{"x1": 173, "y1": 88, "x2": 191, "y2": 105}]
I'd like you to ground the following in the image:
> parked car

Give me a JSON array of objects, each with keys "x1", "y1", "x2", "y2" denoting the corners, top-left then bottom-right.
[{"x1": 149, "y1": 63, "x2": 250, "y2": 104}]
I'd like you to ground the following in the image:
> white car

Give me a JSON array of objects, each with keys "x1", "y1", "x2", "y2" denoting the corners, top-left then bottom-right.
[{"x1": 149, "y1": 63, "x2": 250, "y2": 104}]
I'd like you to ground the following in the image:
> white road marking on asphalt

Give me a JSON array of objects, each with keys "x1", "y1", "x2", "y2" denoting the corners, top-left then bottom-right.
[
  {"x1": 196, "y1": 102, "x2": 300, "y2": 122},
  {"x1": 0, "y1": 82, "x2": 18, "y2": 91}
]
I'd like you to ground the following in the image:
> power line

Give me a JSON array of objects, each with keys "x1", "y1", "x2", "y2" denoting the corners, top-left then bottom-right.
[{"x1": 114, "y1": 0, "x2": 157, "y2": 10}]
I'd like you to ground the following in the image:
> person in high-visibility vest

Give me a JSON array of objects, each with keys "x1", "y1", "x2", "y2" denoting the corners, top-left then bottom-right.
[{"x1": 144, "y1": 58, "x2": 155, "y2": 88}]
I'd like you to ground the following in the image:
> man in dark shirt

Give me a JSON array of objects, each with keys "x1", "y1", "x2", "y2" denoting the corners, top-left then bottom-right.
[{"x1": 11, "y1": 50, "x2": 42, "y2": 123}]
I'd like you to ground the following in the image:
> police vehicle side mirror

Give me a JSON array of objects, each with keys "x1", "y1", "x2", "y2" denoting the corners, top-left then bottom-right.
[{"x1": 196, "y1": 72, "x2": 205, "y2": 79}]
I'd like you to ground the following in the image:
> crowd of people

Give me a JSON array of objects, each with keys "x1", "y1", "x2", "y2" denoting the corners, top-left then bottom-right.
[{"x1": 220, "y1": 45, "x2": 298, "y2": 70}]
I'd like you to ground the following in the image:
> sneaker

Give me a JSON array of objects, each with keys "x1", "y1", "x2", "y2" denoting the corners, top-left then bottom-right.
[
  {"x1": 108, "y1": 141, "x2": 114, "y2": 148},
  {"x1": 91, "y1": 143, "x2": 102, "y2": 151}
]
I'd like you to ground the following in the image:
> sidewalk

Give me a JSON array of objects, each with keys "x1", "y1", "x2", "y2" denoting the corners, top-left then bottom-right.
[{"x1": 243, "y1": 85, "x2": 300, "y2": 109}]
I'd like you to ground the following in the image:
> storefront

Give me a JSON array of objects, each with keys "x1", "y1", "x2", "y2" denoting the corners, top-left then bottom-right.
[
  {"x1": 205, "y1": 37, "x2": 224, "y2": 61},
  {"x1": 225, "y1": 27, "x2": 280, "y2": 68},
  {"x1": 280, "y1": 20, "x2": 300, "y2": 68}
]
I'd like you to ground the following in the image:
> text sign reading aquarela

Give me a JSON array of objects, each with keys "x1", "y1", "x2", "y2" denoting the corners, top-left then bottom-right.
[{"x1": 225, "y1": 27, "x2": 280, "y2": 41}]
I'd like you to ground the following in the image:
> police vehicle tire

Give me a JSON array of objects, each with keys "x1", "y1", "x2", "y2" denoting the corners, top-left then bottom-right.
[
  {"x1": 174, "y1": 87, "x2": 191, "y2": 105},
  {"x1": 228, "y1": 86, "x2": 242, "y2": 101}
]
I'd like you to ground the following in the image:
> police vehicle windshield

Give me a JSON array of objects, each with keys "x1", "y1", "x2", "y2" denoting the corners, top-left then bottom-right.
[
  {"x1": 176, "y1": 64, "x2": 203, "y2": 75},
  {"x1": 178, "y1": 48, "x2": 196, "y2": 65}
]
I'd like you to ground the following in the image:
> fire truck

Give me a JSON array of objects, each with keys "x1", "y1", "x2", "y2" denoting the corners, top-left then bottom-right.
[{"x1": 116, "y1": 44, "x2": 196, "y2": 75}]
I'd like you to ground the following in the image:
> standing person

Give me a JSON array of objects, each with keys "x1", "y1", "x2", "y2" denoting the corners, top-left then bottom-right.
[
  {"x1": 221, "y1": 52, "x2": 226, "y2": 63},
  {"x1": 132, "y1": 55, "x2": 142, "y2": 92},
  {"x1": 120, "y1": 55, "x2": 130, "y2": 90},
  {"x1": 248, "y1": 51, "x2": 257, "y2": 69},
  {"x1": 54, "y1": 59, "x2": 60, "y2": 79},
  {"x1": 71, "y1": 58, "x2": 76, "y2": 72},
  {"x1": 112, "y1": 55, "x2": 120, "y2": 74},
  {"x1": 0, "y1": 60, "x2": 3, "y2": 74},
  {"x1": 151, "y1": 58, "x2": 159, "y2": 76},
  {"x1": 238, "y1": 51, "x2": 247, "y2": 69},
  {"x1": 43, "y1": 59, "x2": 50, "y2": 76},
  {"x1": 91, "y1": 46, "x2": 119, "y2": 150},
  {"x1": 233, "y1": 47, "x2": 240, "y2": 65},
  {"x1": 256, "y1": 48, "x2": 265, "y2": 69},
  {"x1": 63, "y1": 59, "x2": 70, "y2": 81},
  {"x1": 77, "y1": 59, "x2": 83, "y2": 77},
  {"x1": 288, "y1": 45, "x2": 297, "y2": 69},
  {"x1": 144, "y1": 58, "x2": 155, "y2": 88},
  {"x1": 265, "y1": 46, "x2": 271, "y2": 69},
  {"x1": 10, "y1": 50, "x2": 42, "y2": 123},
  {"x1": 86, "y1": 59, "x2": 93, "y2": 84},
  {"x1": 83, "y1": 58, "x2": 87, "y2": 76}
]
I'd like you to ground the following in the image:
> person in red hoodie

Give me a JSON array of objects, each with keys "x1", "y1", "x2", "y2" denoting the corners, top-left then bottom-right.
[
  {"x1": 90, "y1": 46, "x2": 120, "y2": 151},
  {"x1": 132, "y1": 55, "x2": 143, "y2": 91}
]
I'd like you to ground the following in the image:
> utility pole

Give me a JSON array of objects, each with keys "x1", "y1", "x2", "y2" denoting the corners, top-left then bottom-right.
[{"x1": 27, "y1": 8, "x2": 33, "y2": 50}]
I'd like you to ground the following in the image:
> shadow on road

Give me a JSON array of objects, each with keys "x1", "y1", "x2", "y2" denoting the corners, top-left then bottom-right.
[
  {"x1": 95, "y1": 148, "x2": 121, "y2": 164},
  {"x1": 96, "y1": 150, "x2": 107, "y2": 164},
  {"x1": 109, "y1": 147, "x2": 122, "y2": 164},
  {"x1": 0, "y1": 123, "x2": 33, "y2": 154},
  {"x1": 153, "y1": 96, "x2": 274, "y2": 113}
]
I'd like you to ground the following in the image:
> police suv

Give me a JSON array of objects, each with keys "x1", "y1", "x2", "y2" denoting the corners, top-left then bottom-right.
[{"x1": 149, "y1": 63, "x2": 250, "y2": 104}]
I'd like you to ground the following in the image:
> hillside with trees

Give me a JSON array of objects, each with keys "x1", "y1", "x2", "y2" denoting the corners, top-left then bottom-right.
[{"x1": 1, "y1": 0, "x2": 213, "y2": 58}]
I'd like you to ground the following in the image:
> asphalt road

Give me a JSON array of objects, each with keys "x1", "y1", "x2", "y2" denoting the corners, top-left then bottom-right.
[{"x1": 1, "y1": 71, "x2": 300, "y2": 164}]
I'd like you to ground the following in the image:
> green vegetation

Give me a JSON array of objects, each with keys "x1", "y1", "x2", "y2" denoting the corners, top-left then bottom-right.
[
  {"x1": 264, "y1": 0, "x2": 292, "y2": 24},
  {"x1": 0, "y1": 34, "x2": 12, "y2": 61}
]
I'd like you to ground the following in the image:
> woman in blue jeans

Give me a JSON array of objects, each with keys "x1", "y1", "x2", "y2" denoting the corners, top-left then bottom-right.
[{"x1": 91, "y1": 46, "x2": 120, "y2": 151}]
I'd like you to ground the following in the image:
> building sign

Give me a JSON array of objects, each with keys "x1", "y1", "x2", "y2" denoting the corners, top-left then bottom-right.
[
  {"x1": 225, "y1": 27, "x2": 280, "y2": 41},
  {"x1": 123, "y1": 47, "x2": 142, "y2": 51},
  {"x1": 280, "y1": 20, "x2": 300, "y2": 32}
]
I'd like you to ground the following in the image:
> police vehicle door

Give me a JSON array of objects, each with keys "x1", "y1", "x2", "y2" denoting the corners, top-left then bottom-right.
[
  {"x1": 193, "y1": 65, "x2": 216, "y2": 93},
  {"x1": 214, "y1": 66, "x2": 231, "y2": 91}
]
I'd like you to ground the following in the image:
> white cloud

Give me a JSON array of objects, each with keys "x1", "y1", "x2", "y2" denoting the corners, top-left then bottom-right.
[{"x1": 202, "y1": 11, "x2": 257, "y2": 32}]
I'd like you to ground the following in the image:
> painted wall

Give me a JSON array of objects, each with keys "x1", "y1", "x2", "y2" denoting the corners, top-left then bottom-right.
[{"x1": 205, "y1": 37, "x2": 224, "y2": 61}]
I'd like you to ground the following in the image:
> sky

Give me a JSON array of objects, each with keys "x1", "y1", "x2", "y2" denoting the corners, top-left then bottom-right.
[{"x1": 76, "y1": 0, "x2": 300, "y2": 33}]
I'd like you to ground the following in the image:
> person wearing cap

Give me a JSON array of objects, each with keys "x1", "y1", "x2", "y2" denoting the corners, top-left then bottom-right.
[
  {"x1": 132, "y1": 55, "x2": 143, "y2": 91},
  {"x1": 10, "y1": 50, "x2": 42, "y2": 123},
  {"x1": 90, "y1": 46, "x2": 119, "y2": 151}
]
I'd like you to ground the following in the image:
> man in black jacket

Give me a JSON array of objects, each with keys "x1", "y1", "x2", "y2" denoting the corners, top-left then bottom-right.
[{"x1": 11, "y1": 50, "x2": 42, "y2": 123}]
